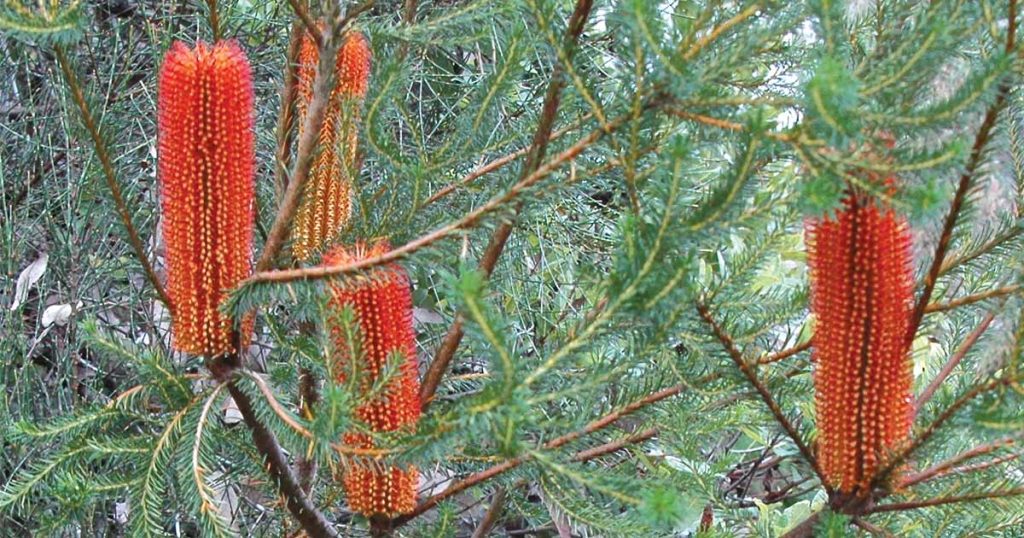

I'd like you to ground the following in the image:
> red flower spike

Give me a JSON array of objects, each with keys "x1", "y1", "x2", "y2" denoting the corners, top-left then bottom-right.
[
  {"x1": 158, "y1": 40, "x2": 255, "y2": 357},
  {"x1": 806, "y1": 184, "x2": 914, "y2": 494},
  {"x1": 291, "y1": 31, "x2": 372, "y2": 262},
  {"x1": 324, "y1": 241, "x2": 420, "y2": 517}
]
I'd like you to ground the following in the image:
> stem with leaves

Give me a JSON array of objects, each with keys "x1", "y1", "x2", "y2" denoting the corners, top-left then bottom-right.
[
  {"x1": 53, "y1": 46, "x2": 173, "y2": 309},
  {"x1": 419, "y1": 0, "x2": 597, "y2": 407}
]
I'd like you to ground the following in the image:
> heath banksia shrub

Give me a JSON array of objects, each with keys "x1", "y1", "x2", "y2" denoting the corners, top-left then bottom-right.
[
  {"x1": 324, "y1": 241, "x2": 420, "y2": 517},
  {"x1": 291, "y1": 30, "x2": 372, "y2": 262},
  {"x1": 157, "y1": 40, "x2": 255, "y2": 357},
  {"x1": 806, "y1": 180, "x2": 914, "y2": 494}
]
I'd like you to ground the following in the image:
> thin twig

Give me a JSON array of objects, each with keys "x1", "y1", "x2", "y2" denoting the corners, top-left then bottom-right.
[
  {"x1": 470, "y1": 487, "x2": 507, "y2": 538},
  {"x1": 923, "y1": 285, "x2": 1020, "y2": 314},
  {"x1": 227, "y1": 380, "x2": 339, "y2": 538},
  {"x1": 287, "y1": 0, "x2": 322, "y2": 48},
  {"x1": 915, "y1": 309, "x2": 999, "y2": 413},
  {"x1": 421, "y1": 115, "x2": 592, "y2": 207},
  {"x1": 393, "y1": 382, "x2": 688, "y2": 526},
  {"x1": 900, "y1": 436, "x2": 1018, "y2": 488},
  {"x1": 758, "y1": 340, "x2": 812, "y2": 365},
  {"x1": 274, "y1": 20, "x2": 305, "y2": 203},
  {"x1": 906, "y1": 0, "x2": 1017, "y2": 346},
  {"x1": 53, "y1": 47, "x2": 172, "y2": 309},
  {"x1": 243, "y1": 114, "x2": 630, "y2": 286},
  {"x1": 256, "y1": 2, "x2": 345, "y2": 272},
  {"x1": 939, "y1": 227, "x2": 1022, "y2": 276},
  {"x1": 868, "y1": 488, "x2": 1024, "y2": 513},
  {"x1": 571, "y1": 428, "x2": 658, "y2": 462},
  {"x1": 418, "y1": 0, "x2": 597, "y2": 408},
  {"x1": 872, "y1": 377, "x2": 1014, "y2": 489},
  {"x1": 696, "y1": 301, "x2": 829, "y2": 492},
  {"x1": 680, "y1": 2, "x2": 761, "y2": 60}
]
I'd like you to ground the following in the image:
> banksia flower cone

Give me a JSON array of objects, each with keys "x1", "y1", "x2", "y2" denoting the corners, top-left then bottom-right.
[
  {"x1": 806, "y1": 182, "x2": 914, "y2": 494},
  {"x1": 325, "y1": 241, "x2": 419, "y2": 517},
  {"x1": 291, "y1": 30, "x2": 372, "y2": 262},
  {"x1": 158, "y1": 41, "x2": 255, "y2": 357}
]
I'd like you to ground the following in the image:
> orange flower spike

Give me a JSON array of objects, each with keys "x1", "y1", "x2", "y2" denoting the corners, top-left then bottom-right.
[
  {"x1": 292, "y1": 31, "x2": 372, "y2": 262},
  {"x1": 158, "y1": 41, "x2": 255, "y2": 357},
  {"x1": 324, "y1": 241, "x2": 420, "y2": 517},
  {"x1": 806, "y1": 183, "x2": 914, "y2": 494}
]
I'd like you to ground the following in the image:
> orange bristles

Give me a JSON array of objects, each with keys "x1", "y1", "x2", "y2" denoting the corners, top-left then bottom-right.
[
  {"x1": 158, "y1": 40, "x2": 254, "y2": 357},
  {"x1": 806, "y1": 184, "x2": 914, "y2": 494},
  {"x1": 324, "y1": 241, "x2": 420, "y2": 517},
  {"x1": 291, "y1": 30, "x2": 372, "y2": 262}
]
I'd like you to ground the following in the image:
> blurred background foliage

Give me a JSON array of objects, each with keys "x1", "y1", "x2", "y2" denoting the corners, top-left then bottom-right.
[{"x1": 1, "y1": 0, "x2": 1024, "y2": 536}]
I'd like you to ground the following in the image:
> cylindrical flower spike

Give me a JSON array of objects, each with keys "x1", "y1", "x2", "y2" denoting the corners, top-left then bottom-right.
[
  {"x1": 324, "y1": 241, "x2": 420, "y2": 517},
  {"x1": 806, "y1": 181, "x2": 914, "y2": 494},
  {"x1": 291, "y1": 30, "x2": 372, "y2": 262},
  {"x1": 158, "y1": 40, "x2": 255, "y2": 357}
]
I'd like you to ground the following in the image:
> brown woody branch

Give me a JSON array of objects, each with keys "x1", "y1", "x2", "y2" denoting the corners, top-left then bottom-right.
[
  {"x1": 54, "y1": 47, "x2": 173, "y2": 309},
  {"x1": 900, "y1": 436, "x2": 1018, "y2": 489},
  {"x1": 393, "y1": 382, "x2": 687, "y2": 526},
  {"x1": 872, "y1": 377, "x2": 1014, "y2": 490},
  {"x1": 226, "y1": 379, "x2": 338, "y2": 538},
  {"x1": 915, "y1": 309, "x2": 999, "y2": 413},
  {"x1": 419, "y1": 0, "x2": 597, "y2": 407},
  {"x1": 470, "y1": 487, "x2": 507, "y2": 538},
  {"x1": 923, "y1": 285, "x2": 1020, "y2": 314},
  {"x1": 206, "y1": 0, "x2": 220, "y2": 41},
  {"x1": 242, "y1": 114, "x2": 627, "y2": 286},
  {"x1": 274, "y1": 20, "x2": 305, "y2": 203},
  {"x1": 758, "y1": 340, "x2": 812, "y2": 365},
  {"x1": 287, "y1": 0, "x2": 322, "y2": 48},
  {"x1": 868, "y1": 487, "x2": 1024, "y2": 514},
  {"x1": 696, "y1": 301, "x2": 829, "y2": 492},
  {"x1": 421, "y1": 115, "x2": 592, "y2": 208},
  {"x1": 256, "y1": 2, "x2": 346, "y2": 272},
  {"x1": 571, "y1": 427, "x2": 658, "y2": 462},
  {"x1": 906, "y1": 0, "x2": 1016, "y2": 347}
]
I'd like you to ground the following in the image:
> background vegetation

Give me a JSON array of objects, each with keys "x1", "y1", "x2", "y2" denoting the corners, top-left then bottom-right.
[{"x1": 2, "y1": 0, "x2": 1024, "y2": 536}]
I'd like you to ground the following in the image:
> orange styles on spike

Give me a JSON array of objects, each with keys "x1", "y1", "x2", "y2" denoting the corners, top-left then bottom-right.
[
  {"x1": 325, "y1": 241, "x2": 420, "y2": 517},
  {"x1": 806, "y1": 180, "x2": 914, "y2": 494},
  {"x1": 291, "y1": 31, "x2": 372, "y2": 261},
  {"x1": 158, "y1": 40, "x2": 254, "y2": 357}
]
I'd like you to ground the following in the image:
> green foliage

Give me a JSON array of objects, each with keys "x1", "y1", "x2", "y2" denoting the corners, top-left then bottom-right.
[
  {"x1": 0, "y1": 0, "x2": 82, "y2": 44},
  {"x1": 3, "y1": 0, "x2": 1024, "y2": 536}
]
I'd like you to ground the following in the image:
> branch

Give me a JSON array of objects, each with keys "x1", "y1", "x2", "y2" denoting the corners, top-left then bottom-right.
[
  {"x1": 758, "y1": 340, "x2": 812, "y2": 365},
  {"x1": 242, "y1": 113, "x2": 628, "y2": 286},
  {"x1": 915, "y1": 309, "x2": 999, "y2": 413},
  {"x1": 900, "y1": 436, "x2": 1018, "y2": 488},
  {"x1": 256, "y1": 1, "x2": 369, "y2": 272},
  {"x1": 923, "y1": 285, "x2": 1020, "y2": 314},
  {"x1": 206, "y1": 0, "x2": 220, "y2": 41},
  {"x1": 570, "y1": 427, "x2": 658, "y2": 462},
  {"x1": 421, "y1": 114, "x2": 592, "y2": 208},
  {"x1": 419, "y1": 0, "x2": 597, "y2": 408},
  {"x1": 696, "y1": 301, "x2": 828, "y2": 491},
  {"x1": 226, "y1": 380, "x2": 339, "y2": 538},
  {"x1": 872, "y1": 377, "x2": 1014, "y2": 489},
  {"x1": 868, "y1": 487, "x2": 1024, "y2": 514},
  {"x1": 274, "y1": 20, "x2": 305, "y2": 202},
  {"x1": 53, "y1": 47, "x2": 172, "y2": 309},
  {"x1": 286, "y1": 0, "x2": 322, "y2": 48},
  {"x1": 393, "y1": 382, "x2": 688, "y2": 526},
  {"x1": 470, "y1": 487, "x2": 507, "y2": 538},
  {"x1": 939, "y1": 227, "x2": 1022, "y2": 276},
  {"x1": 680, "y1": 2, "x2": 761, "y2": 61},
  {"x1": 906, "y1": 0, "x2": 1016, "y2": 346}
]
